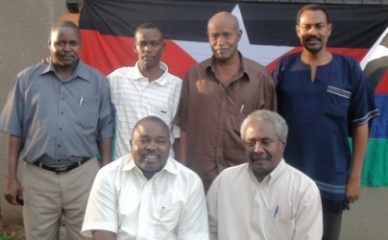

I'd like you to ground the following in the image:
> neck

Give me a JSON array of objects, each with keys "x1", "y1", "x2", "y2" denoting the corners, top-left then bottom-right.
[
  {"x1": 139, "y1": 63, "x2": 164, "y2": 82},
  {"x1": 301, "y1": 49, "x2": 332, "y2": 66},
  {"x1": 54, "y1": 64, "x2": 76, "y2": 81},
  {"x1": 215, "y1": 52, "x2": 240, "y2": 68}
]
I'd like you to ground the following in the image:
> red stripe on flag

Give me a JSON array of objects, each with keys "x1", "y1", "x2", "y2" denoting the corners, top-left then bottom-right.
[
  {"x1": 80, "y1": 30, "x2": 197, "y2": 78},
  {"x1": 162, "y1": 40, "x2": 198, "y2": 79},
  {"x1": 376, "y1": 70, "x2": 388, "y2": 94},
  {"x1": 80, "y1": 30, "x2": 137, "y2": 75}
]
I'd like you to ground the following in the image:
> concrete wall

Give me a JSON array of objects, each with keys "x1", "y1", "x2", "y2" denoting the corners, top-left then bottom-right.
[{"x1": 0, "y1": 1, "x2": 387, "y2": 239}]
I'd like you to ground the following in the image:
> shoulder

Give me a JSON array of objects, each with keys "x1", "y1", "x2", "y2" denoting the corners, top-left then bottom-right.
[
  {"x1": 186, "y1": 58, "x2": 211, "y2": 75},
  {"x1": 16, "y1": 62, "x2": 48, "y2": 80},
  {"x1": 242, "y1": 56, "x2": 267, "y2": 72},
  {"x1": 97, "y1": 155, "x2": 129, "y2": 178},
  {"x1": 165, "y1": 72, "x2": 183, "y2": 86},
  {"x1": 332, "y1": 53, "x2": 360, "y2": 68},
  {"x1": 277, "y1": 52, "x2": 301, "y2": 68},
  {"x1": 78, "y1": 60, "x2": 105, "y2": 77},
  {"x1": 108, "y1": 65, "x2": 135, "y2": 77},
  {"x1": 215, "y1": 163, "x2": 248, "y2": 183},
  {"x1": 208, "y1": 164, "x2": 248, "y2": 194},
  {"x1": 76, "y1": 61, "x2": 110, "y2": 87},
  {"x1": 283, "y1": 163, "x2": 319, "y2": 192},
  {"x1": 169, "y1": 159, "x2": 203, "y2": 185}
]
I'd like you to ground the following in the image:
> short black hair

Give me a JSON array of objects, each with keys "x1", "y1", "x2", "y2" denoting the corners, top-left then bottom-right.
[
  {"x1": 135, "y1": 23, "x2": 164, "y2": 40},
  {"x1": 131, "y1": 116, "x2": 170, "y2": 139},
  {"x1": 51, "y1": 21, "x2": 81, "y2": 39},
  {"x1": 296, "y1": 4, "x2": 331, "y2": 25}
]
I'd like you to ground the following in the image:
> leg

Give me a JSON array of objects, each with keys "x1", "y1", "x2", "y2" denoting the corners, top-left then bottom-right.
[
  {"x1": 23, "y1": 163, "x2": 62, "y2": 240},
  {"x1": 322, "y1": 210, "x2": 343, "y2": 240},
  {"x1": 61, "y1": 158, "x2": 99, "y2": 240}
]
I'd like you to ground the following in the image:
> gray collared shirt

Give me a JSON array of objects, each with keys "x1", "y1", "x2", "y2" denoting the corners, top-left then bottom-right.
[{"x1": 0, "y1": 59, "x2": 114, "y2": 165}]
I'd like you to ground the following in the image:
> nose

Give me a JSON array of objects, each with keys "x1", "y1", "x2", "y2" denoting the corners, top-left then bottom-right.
[
  {"x1": 216, "y1": 36, "x2": 225, "y2": 46},
  {"x1": 308, "y1": 26, "x2": 318, "y2": 35},
  {"x1": 143, "y1": 44, "x2": 152, "y2": 52},
  {"x1": 145, "y1": 141, "x2": 157, "y2": 150},
  {"x1": 253, "y1": 142, "x2": 264, "y2": 153},
  {"x1": 63, "y1": 43, "x2": 71, "y2": 51}
]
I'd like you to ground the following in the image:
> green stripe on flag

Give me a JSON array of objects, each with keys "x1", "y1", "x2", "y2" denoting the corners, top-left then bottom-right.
[{"x1": 362, "y1": 138, "x2": 388, "y2": 186}]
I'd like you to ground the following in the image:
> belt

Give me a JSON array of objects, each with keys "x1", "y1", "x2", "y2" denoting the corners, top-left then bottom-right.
[{"x1": 33, "y1": 157, "x2": 91, "y2": 174}]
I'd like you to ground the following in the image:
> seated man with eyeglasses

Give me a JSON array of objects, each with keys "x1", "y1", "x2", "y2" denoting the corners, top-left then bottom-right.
[{"x1": 206, "y1": 110, "x2": 323, "y2": 240}]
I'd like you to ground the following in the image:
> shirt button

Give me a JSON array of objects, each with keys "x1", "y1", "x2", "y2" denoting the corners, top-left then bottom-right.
[
  {"x1": 59, "y1": 127, "x2": 62, "y2": 131},
  {"x1": 57, "y1": 144, "x2": 61, "y2": 147},
  {"x1": 61, "y1": 112, "x2": 64, "y2": 115}
]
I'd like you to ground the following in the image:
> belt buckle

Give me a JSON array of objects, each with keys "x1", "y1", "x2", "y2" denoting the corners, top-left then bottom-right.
[{"x1": 54, "y1": 166, "x2": 69, "y2": 174}]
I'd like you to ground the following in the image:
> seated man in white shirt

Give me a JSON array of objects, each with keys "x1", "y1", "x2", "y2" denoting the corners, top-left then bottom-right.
[
  {"x1": 82, "y1": 116, "x2": 209, "y2": 240},
  {"x1": 206, "y1": 110, "x2": 323, "y2": 240}
]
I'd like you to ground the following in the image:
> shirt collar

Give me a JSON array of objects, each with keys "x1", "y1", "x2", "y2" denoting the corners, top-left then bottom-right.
[
  {"x1": 133, "y1": 61, "x2": 169, "y2": 85},
  {"x1": 206, "y1": 51, "x2": 250, "y2": 81},
  {"x1": 248, "y1": 159, "x2": 286, "y2": 185},
  {"x1": 41, "y1": 58, "x2": 90, "y2": 82}
]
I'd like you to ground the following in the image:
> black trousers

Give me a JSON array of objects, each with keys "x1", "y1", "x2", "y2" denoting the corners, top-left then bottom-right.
[{"x1": 322, "y1": 210, "x2": 343, "y2": 240}]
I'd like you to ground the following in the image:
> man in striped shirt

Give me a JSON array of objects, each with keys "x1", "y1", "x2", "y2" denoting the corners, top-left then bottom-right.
[{"x1": 108, "y1": 23, "x2": 182, "y2": 160}]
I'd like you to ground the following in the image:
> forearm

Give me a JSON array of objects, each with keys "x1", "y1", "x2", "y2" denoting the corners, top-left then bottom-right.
[
  {"x1": 92, "y1": 230, "x2": 116, "y2": 240},
  {"x1": 350, "y1": 124, "x2": 369, "y2": 181},
  {"x1": 98, "y1": 138, "x2": 112, "y2": 166},
  {"x1": 4, "y1": 134, "x2": 24, "y2": 205},
  {"x1": 6, "y1": 135, "x2": 22, "y2": 180}
]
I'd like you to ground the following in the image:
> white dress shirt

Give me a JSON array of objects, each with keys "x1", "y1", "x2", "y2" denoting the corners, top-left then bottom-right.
[
  {"x1": 206, "y1": 160, "x2": 323, "y2": 240},
  {"x1": 82, "y1": 155, "x2": 209, "y2": 240},
  {"x1": 108, "y1": 62, "x2": 182, "y2": 159}
]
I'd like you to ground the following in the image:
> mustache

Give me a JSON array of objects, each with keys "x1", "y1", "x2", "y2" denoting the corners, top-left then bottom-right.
[
  {"x1": 214, "y1": 47, "x2": 229, "y2": 51},
  {"x1": 306, "y1": 36, "x2": 321, "y2": 41},
  {"x1": 141, "y1": 150, "x2": 160, "y2": 158},
  {"x1": 250, "y1": 153, "x2": 269, "y2": 161}
]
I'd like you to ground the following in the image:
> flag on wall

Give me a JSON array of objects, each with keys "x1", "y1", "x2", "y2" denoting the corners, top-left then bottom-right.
[{"x1": 79, "y1": 0, "x2": 388, "y2": 186}]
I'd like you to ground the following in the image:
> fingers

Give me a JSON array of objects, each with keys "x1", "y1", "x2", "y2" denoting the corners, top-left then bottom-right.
[
  {"x1": 346, "y1": 194, "x2": 359, "y2": 203},
  {"x1": 4, "y1": 192, "x2": 19, "y2": 205}
]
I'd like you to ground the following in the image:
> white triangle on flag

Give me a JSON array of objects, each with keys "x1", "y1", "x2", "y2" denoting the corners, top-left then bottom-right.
[
  {"x1": 360, "y1": 26, "x2": 388, "y2": 70},
  {"x1": 173, "y1": 4, "x2": 292, "y2": 66}
]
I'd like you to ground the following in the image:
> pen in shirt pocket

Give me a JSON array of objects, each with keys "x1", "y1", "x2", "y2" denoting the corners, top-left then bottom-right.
[
  {"x1": 273, "y1": 205, "x2": 279, "y2": 218},
  {"x1": 160, "y1": 206, "x2": 165, "y2": 217},
  {"x1": 79, "y1": 96, "x2": 84, "y2": 107}
]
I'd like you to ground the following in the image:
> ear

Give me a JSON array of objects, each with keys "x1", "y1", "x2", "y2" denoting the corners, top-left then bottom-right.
[
  {"x1": 133, "y1": 42, "x2": 138, "y2": 53},
  {"x1": 280, "y1": 140, "x2": 287, "y2": 152},
  {"x1": 327, "y1": 23, "x2": 333, "y2": 37},
  {"x1": 295, "y1": 25, "x2": 301, "y2": 38},
  {"x1": 161, "y1": 40, "x2": 166, "y2": 50},
  {"x1": 237, "y1": 29, "x2": 242, "y2": 42}
]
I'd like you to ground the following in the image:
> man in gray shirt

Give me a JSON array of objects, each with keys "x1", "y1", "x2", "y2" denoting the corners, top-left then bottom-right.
[{"x1": 0, "y1": 21, "x2": 113, "y2": 239}]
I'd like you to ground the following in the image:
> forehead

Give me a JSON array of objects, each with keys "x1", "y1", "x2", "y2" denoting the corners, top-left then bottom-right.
[
  {"x1": 244, "y1": 120, "x2": 276, "y2": 139},
  {"x1": 299, "y1": 10, "x2": 328, "y2": 24},
  {"x1": 208, "y1": 16, "x2": 238, "y2": 33},
  {"x1": 133, "y1": 120, "x2": 169, "y2": 138},
  {"x1": 135, "y1": 28, "x2": 162, "y2": 41},
  {"x1": 51, "y1": 26, "x2": 80, "y2": 41}
]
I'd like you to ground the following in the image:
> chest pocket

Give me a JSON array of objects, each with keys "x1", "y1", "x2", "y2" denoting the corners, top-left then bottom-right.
[
  {"x1": 77, "y1": 97, "x2": 99, "y2": 129},
  {"x1": 324, "y1": 85, "x2": 351, "y2": 120}
]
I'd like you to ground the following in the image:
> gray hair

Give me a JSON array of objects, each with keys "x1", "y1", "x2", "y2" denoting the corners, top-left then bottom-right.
[{"x1": 240, "y1": 110, "x2": 288, "y2": 141}]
